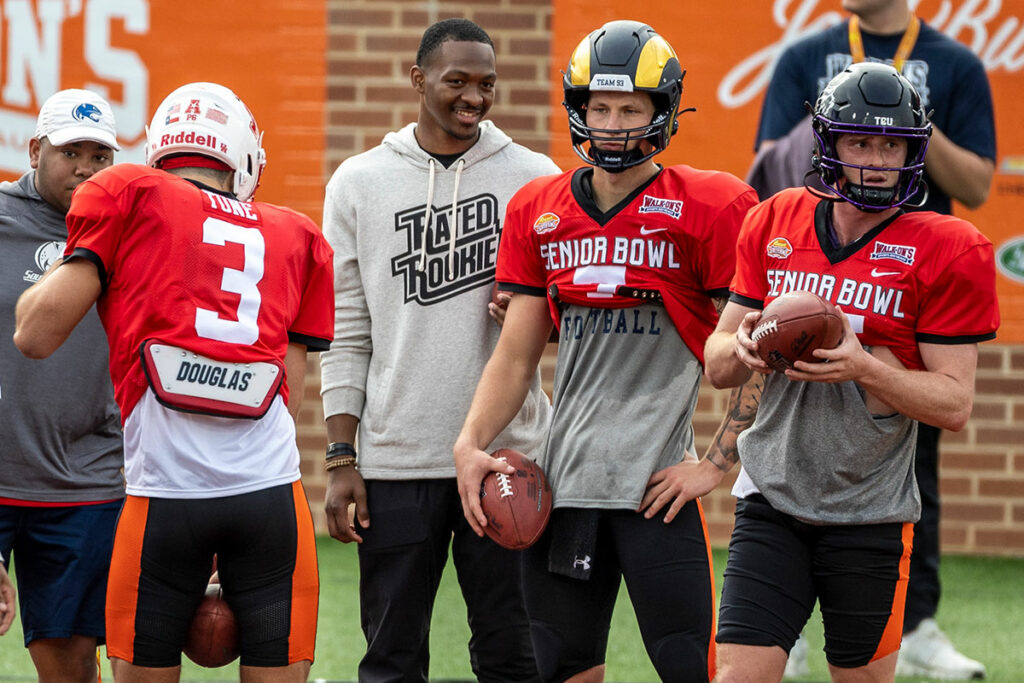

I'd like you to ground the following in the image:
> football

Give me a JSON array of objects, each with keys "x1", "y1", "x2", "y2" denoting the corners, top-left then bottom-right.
[
  {"x1": 480, "y1": 448, "x2": 552, "y2": 550},
  {"x1": 184, "y1": 584, "x2": 239, "y2": 668},
  {"x1": 751, "y1": 290, "x2": 844, "y2": 372}
]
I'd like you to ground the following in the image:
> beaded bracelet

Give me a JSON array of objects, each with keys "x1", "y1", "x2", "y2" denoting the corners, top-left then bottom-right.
[{"x1": 325, "y1": 455, "x2": 357, "y2": 471}]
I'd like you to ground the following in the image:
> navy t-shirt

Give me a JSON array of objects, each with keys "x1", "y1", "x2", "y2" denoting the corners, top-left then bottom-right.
[{"x1": 755, "y1": 20, "x2": 996, "y2": 215}]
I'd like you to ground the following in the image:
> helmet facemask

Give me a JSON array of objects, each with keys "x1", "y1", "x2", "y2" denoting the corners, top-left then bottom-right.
[
  {"x1": 813, "y1": 118, "x2": 930, "y2": 211},
  {"x1": 566, "y1": 92, "x2": 676, "y2": 173}
]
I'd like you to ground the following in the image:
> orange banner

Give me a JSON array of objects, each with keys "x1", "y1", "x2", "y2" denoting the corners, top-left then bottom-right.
[
  {"x1": 550, "y1": 0, "x2": 1024, "y2": 341},
  {"x1": 0, "y1": 0, "x2": 325, "y2": 220}
]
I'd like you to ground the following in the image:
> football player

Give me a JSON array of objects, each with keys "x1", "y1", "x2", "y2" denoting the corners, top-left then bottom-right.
[
  {"x1": 703, "y1": 62, "x2": 999, "y2": 682},
  {"x1": 14, "y1": 83, "x2": 334, "y2": 682},
  {"x1": 752, "y1": 5, "x2": 997, "y2": 676},
  {"x1": 454, "y1": 20, "x2": 757, "y2": 683}
]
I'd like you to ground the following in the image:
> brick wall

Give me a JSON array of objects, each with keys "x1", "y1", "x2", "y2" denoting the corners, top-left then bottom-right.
[{"x1": 302, "y1": 0, "x2": 1024, "y2": 556}]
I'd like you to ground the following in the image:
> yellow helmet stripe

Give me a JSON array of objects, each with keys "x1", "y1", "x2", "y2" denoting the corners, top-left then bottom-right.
[
  {"x1": 635, "y1": 35, "x2": 677, "y2": 89},
  {"x1": 569, "y1": 35, "x2": 591, "y2": 86}
]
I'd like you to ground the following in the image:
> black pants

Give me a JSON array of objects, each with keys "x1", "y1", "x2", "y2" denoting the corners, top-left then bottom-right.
[
  {"x1": 905, "y1": 423, "x2": 941, "y2": 633},
  {"x1": 355, "y1": 479, "x2": 538, "y2": 683},
  {"x1": 523, "y1": 506, "x2": 714, "y2": 683}
]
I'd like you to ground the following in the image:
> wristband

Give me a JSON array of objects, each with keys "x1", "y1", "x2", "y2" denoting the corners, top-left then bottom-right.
[{"x1": 326, "y1": 441, "x2": 357, "y2": 460}]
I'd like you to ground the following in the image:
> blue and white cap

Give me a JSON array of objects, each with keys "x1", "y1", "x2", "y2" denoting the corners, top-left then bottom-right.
[{"x1": 34, "y1": 89, "x2": 119, "y2": 150}]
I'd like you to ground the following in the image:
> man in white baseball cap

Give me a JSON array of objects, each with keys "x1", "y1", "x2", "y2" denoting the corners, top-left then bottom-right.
[
  {"x1": 34, "y1": 88, "x2": 119, "y2": 149},
  {"x1": 0, "y1": 88, "x2": 123, "y2": 682},
  {"x1": 30, "y1": 88, "x2": 119, "y2": 212}
]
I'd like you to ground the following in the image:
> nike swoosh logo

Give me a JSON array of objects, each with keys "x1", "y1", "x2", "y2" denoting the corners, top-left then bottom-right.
[
  {"x1": 640, "y1": 226, "x2": 667, "y2": 235},
  {"x1": 870, "y1": 268, "x2": 901, "y2": 277}
]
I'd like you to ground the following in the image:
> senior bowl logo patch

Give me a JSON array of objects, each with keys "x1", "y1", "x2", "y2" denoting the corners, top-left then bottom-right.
[
  {"x1": 767, "y1": 237, "x2": 793, "y2": 259},
  {"x1": 533, "y1": 212, "x2": 560, "y2": 234}
]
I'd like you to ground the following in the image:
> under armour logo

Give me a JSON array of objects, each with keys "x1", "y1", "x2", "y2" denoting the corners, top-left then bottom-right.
[
  {"x1": 72, "y1": 103, "x2": 103, "y2": 123},
  {"x1": 573, "y1": 555, "x2": 591, "y2": 570}
]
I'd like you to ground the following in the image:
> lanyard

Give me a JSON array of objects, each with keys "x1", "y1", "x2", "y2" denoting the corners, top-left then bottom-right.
[{"x1": 848, "y1": 15, "x2": 920, "y2": 71}]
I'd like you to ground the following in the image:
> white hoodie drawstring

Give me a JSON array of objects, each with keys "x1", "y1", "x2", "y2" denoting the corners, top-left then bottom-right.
[
  {"x1": 417, "y1": 158, "x2": 437, "y2": 272},
  {"x1": 447, "y1": 158, "x2": 465, "y2": 280}
]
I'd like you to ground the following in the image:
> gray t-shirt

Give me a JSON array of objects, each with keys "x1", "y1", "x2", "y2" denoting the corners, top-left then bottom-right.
[
  {"x1": 738, "y1": 372, "x2": 919, "y2": 525},
  {"x1": 0, "y1": 172, "x2": 123, "y2": 502},
  {"x1": 543, "y1": 303, "x2": 701, "y2": 509}
]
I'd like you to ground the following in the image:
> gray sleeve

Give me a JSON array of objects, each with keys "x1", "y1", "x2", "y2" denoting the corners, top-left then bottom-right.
[{"x1": 319, "y1": 167, "x2": 372, "y2": 419}]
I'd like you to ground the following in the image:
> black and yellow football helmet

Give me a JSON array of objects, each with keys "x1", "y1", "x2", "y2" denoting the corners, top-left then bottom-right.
[{"x1": 563, "y1": 20, "x2": 689, "y2": 172}]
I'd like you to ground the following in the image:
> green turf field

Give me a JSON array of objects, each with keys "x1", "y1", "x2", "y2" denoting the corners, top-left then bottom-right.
[{"x1": 1, "y1": 538, "x2": 1021, "y2": 681}]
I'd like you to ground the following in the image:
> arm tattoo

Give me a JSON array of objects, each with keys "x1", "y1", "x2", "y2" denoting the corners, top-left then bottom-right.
[
  {"x1": 703, "y1": 373, "x2": 764, "y2": 472},
  {"x1": 712, "y1": 295, "x2": 728, "y2": 315}
]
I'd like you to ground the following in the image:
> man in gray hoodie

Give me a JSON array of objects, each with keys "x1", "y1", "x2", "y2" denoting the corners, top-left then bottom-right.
[
  {"x1": 320, "y1": 18, "x2": 558, "y2": 683},
  {"x1": 0, "y1": 89, "x2": 123, "y2": 682}
]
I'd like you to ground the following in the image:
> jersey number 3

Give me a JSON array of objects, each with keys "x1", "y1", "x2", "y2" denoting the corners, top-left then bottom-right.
[{"x1": 195, "y1": 217, "x2": 265, "y2": 345}]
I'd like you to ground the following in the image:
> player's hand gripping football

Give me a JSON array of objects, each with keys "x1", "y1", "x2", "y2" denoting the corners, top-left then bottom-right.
[
  {"x1": 453, "y1": 439, "x2": 516, "y2": 537},
  {"x1": 786, "y1": 307, "x2": 871, "y2": 383},
  {"x1": 734, "y1": 310, "x2": 771, "y2": 373},
  {"x1": 324, "y1": 466, "x2": 369, "y2": 544},
  {"x1": 640, "y1": 454, "x2": 723, "y2": 523}
]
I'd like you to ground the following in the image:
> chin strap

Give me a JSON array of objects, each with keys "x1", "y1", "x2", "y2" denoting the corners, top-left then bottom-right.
[
  {"x1": 588, "y1": 146, "x2": 649, "y2": 173},
  {"x1": 843, "y1": 182, "x2": 897, "y2": 213}
]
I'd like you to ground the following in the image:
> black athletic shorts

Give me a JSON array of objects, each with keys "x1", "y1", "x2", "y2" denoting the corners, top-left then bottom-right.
[
  {"x1": 106, "y1": 481, "x2": 318, "y2": 667},
  {"x1": 716, "y1": 494, "x2": 913, "y2": 668}
]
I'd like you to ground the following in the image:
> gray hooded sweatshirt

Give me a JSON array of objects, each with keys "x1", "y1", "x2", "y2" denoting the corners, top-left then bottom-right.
[
  {"x1": 0, "y1": 172, "x2": 124, "y2": 501},
  {"x1": 321, "y1": 121, "x2": 559, "y2": 479}
]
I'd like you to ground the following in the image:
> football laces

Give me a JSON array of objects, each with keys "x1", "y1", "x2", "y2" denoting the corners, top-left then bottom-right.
[
  {"x1": 495, "y1": 457, "x2": 515, "y2": 498},
  {"x1": 752, "y1": 319, "x2": 777, "y2": 341}
]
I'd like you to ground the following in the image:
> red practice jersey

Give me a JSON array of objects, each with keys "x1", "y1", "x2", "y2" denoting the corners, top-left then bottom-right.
[
  {"x1": 498, "y1": 166, "x2": 757, "y2": 363},
  {"x1": 65, "y1": 164, "x2": 334, "y2": 421},
  {"x1": 731, "y1": 188, "x2": 999, "y2": 369}
]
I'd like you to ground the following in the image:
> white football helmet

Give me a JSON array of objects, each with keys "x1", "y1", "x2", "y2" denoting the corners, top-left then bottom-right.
[{"x1": 146, "y1": 82, "x2": 266, "y2": 201}]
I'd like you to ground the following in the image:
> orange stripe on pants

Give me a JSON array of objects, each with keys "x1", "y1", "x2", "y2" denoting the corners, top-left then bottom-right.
[
  {"x1": 872, "y1": 521, "x2": 914, "y2": 662},
  {"x1": 105, "y1": 495, "x2": 149, "y2": 663},
  {"x1": 288, "y1": 480, "x2": 319, "y2": 663}
]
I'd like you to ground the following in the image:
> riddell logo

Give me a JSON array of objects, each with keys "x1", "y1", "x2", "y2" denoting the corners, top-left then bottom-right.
[{"x1": 160, "y1": 131, "x2": 219, "y2": 150}]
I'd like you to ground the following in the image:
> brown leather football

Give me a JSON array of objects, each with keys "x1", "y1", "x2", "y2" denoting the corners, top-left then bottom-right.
[
  {"x1": 480, "y1": 449, "x2": 552, "y2": 550},
  {"x1": 184, "y1": 585, "x2": 239, "y2": 668},
  {"x1": 752, "y1": 290, "x2": 844, "y2": 372}
]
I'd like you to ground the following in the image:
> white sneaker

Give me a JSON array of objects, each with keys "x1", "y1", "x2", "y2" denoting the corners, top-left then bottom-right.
[
  {"x1": 896, "y1": 618, "x2": 986, "y2": 680},
  {"x1": 783, "y1": 632, "x2": 810, "y2": 678}
]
